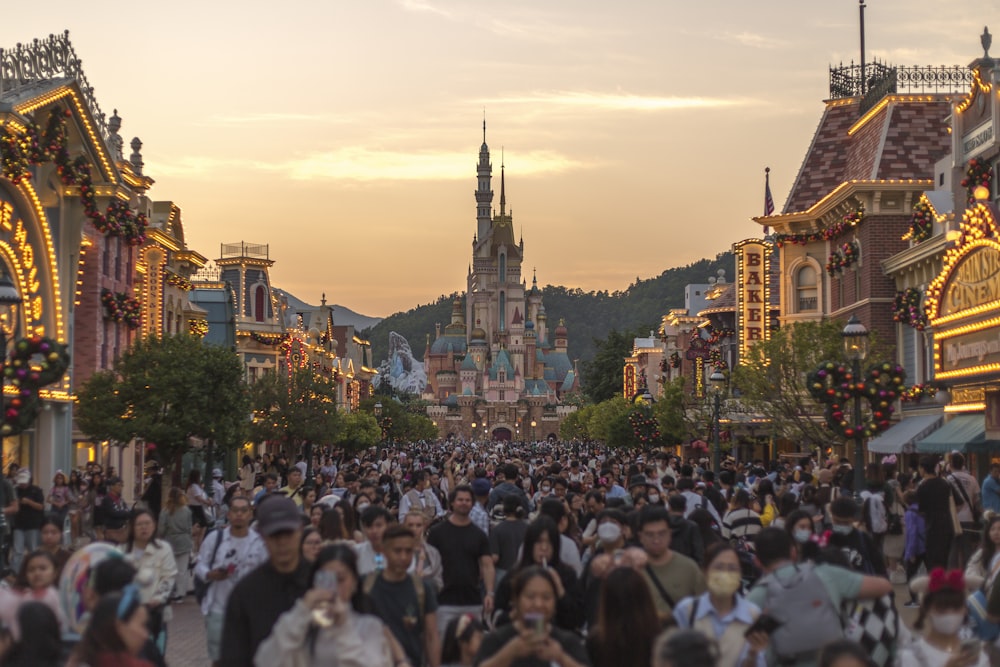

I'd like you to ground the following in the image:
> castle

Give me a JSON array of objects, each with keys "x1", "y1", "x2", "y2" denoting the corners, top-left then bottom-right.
[{"x1": 424, "y1": 124, "x2": 578, "y2": 441}]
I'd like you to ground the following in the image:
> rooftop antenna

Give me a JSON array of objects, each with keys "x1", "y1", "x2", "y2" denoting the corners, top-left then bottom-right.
[{"x1": 859, "y1": 0, "x2": 867, "y2": 95}]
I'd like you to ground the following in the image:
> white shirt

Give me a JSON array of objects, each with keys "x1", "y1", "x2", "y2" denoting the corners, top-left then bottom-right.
[
  {"x1": 899, "y1": 637, "x2": 989, "y2": 667},
  {"x1": 194, "y1": 527, "x2": 268, "y2": 615}
]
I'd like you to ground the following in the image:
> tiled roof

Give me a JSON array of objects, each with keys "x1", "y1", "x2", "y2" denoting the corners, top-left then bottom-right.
[
  {"x1": 697, "y1": 283, "x2": 736, "y2": 316},
  {"x1": 783, "y1": 97, "x2": 952, "y2": 213}
]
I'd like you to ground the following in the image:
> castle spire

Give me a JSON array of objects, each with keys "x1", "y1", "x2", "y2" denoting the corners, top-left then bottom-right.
[
  {"x1": 500, "y1": 151, "x2": 506, "y2": 217},
  {"x1": 476, "y1": 120, "x2": 493, "y2": 239}
]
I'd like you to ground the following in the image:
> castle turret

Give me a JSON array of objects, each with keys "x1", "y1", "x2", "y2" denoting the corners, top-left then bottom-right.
[{"x1": 475, "y1": 120, "x2": 493, "y2": 240}]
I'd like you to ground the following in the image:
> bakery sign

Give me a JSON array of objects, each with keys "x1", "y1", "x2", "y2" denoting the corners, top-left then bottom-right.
[
  {"x1": 734, "y1": 239, "x2": 772, "y2": 362},
  {"x1": 963, "y1": 119, "x2": 994, "y2": 160}
]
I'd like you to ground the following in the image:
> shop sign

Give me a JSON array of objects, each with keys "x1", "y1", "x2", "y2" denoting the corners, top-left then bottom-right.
[
  {"x1": 963, "y1": 119, "x2": 994, "y2": 160},
  {"x1": 940, "y1": 245, "x2": 1000, "y2": 317},
  {"x1": 937, "y1": 327, "x2": 1000, "y2": 374},
  {"x1": 734, "y1": 239, "x2": 772, "y2": 362},
  {"x1": 0, "y1": 197, "x2": 47, "y2": 337}
]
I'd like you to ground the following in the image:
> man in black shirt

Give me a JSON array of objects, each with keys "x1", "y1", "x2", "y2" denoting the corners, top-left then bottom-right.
[
  {"x1": 12, "y1": 468, "x2": 43, "y2": 572},
  {"x1": 428, "y1": 484, "x2": 495, "y2": 637},
  {"x1": 916, "y1": 456, "x2": 956, "y2": 570},
  {"x1": 220, "y1": 496, "x2": 310, "y2": 667},
  {"x1": 367, "y1": 525, "x2": 440, "y2": 667}
]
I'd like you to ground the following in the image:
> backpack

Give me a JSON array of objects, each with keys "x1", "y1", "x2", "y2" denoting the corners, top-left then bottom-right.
[
  {"x1": 863, "y1": 493, "x2": 888, "y2": 536},
  {"x1": 761, "y1": 562, "x2": 844, "y2": 661},
  {"x1": 193, "y1": 528, "x2": 224, "y2": 604},
  {"x1": 363, "y1": 571, "x2": 426, "y2": 618}
]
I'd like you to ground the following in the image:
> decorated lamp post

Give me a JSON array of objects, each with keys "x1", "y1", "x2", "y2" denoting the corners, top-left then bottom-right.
[
  {"x1": 709, "y1": 370, "x2": 726, "y2": 473},
  {"x1": 842, "y1": 315, "x2": 870, "y2": 495}
]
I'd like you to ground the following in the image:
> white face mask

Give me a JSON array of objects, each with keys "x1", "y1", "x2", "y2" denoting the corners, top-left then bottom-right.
[
  {"x1": 597, "y1": 522, "x2": 622, "y2": 544},
  {"x1": 929, "y1": 611, "x2": 965, "y2": 635},
  {"x1": 541, "y1": 486, "x2": 550, "y2": 494},
  {"x1": 831, "y1": 524, "x2": 853, "y2": 536},
  {"x1": 793, "y1": 529, "x2": 813, "y2": 544},
  {"x1": 648, "y1": 494, "x2": 661, "y2": 504}
]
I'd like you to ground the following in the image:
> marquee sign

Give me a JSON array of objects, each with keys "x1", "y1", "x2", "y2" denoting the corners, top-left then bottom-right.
[
  {"x1": 734, "y1": 239, "x2": 772, "y2": 362},
  {"x1": 0, "y1": 193, "x2": 59, "y2": 339},
  {"x1": 927, "y1": 201, "x2": 1000, "y2": 380}
]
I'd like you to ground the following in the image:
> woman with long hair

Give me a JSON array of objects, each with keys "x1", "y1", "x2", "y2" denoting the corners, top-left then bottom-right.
[
  {"x1": 240, "y1": 455, "x2": 257, "y2": 493},
  {"x1": 441, "y1": 613, "x2": 484, "y2": 667},
  {"x1": 672, "y1": 543, "x2": 767, "y2": 667},
  {"x1": 253, "y1": 543, "x2": 393, "y2": 667},
  {"x1": 493, "y1": 516, "x2": 583, "y2": 632},
  {"x1": 1, "y1": 601, "x2": 63, "y2": 667},
  {"x1": 72, "y1": 586, "x2": 153, "y2": 667},
  {"x1": 587, "y1": 567, "x2": 661, "y2": 667},
  {"x1": 336, "y1": 499, "x2": 364, "y2": 543},
  {"x1": 966, "y1": 515, "x2": 1000, "y2": 590},
  {"x1": 186, "y1": 469, "x2": 214, "y2": 552},
  {"x1": 301, "y1": 527, "x2": 323, "y2": 564},
  {"x1": 476, "y1": 566, "x2": 590, "y2": 667},
  {"x1": 38, "y1": 517, "x2": 72, "y2": 578},
  {"x1": 158, "y1": 487, "x2": 193, "y2": 601},
  {"x1": 47, "y1": 470, "x2": 71, "y2": 530},
  {"x1": 124, "y1": 509, "x2": 177, "y2": 653}
]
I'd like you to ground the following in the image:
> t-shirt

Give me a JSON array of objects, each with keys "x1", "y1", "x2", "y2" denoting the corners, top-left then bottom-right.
[
  {"x1": 490, "y1": 519, "x2": 528, "y2": 571},
  {"x1": 642, "y1": 552, "x2": 705, "y2": 617},
  {"x1": 368, "y1": 572, "x2": 439, "y2": 666},
  {"x1": 427, "y1": 519, "x2": 491, "y2": 605},
  {"x1": 899, "y1": 637, "x2": 989, "y2": 667},
  {"x1": 13, "y1": 485, "x2": 44, "y2": 531}
]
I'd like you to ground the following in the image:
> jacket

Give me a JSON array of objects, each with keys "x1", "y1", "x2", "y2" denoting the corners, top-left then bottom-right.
[
  {"x1": 126, "y1": 540, "x2": 178, "y2": 621},
  {"x1": 100, "y1": 493, "x2": 132, "y2": 530},
  {"x1": 158, "y1": 506, "x2": 193, "y2": 556}
]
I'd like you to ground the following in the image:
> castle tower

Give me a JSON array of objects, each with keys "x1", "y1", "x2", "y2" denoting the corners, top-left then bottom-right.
[{"x1": 475, "y1": 120, "x2": 493, "y2": 240}]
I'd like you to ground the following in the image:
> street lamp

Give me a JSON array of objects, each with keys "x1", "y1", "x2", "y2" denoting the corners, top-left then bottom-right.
[
  {"x1": 530, "y1": 420, "x2": 536, "y2": 442},
  {"x1": 709, "y1": 369, "x2": 727, "y2": 472},
  {"x1": 842, "y1": 315, "x2": 870, "y2": 496}
]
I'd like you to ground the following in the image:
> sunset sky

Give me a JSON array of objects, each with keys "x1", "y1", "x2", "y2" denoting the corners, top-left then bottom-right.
[{"x1": 1, "y1": 2, "x2": 990, "y2": 316}]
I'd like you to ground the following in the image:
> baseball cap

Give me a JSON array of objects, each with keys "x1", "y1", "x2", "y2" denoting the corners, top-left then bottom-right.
[
  {"x1": 256, "y1": 496, "x2": 302, "y2": 537},
  {"x1": 628, "y1": 474, "x2": 648, "y2": 489},
  {"x1": 212, "y1": 468, "x2": 223, "y2": 479},
  {"x1": 471, "y1": 478, "x2": 492, "y2": 496}
]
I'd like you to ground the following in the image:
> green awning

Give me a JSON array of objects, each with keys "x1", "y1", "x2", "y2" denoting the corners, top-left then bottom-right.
[
  {"x1": 868, "y1": 413, "x2": 943, "y2": 454},
  {"x1": 915, "y1": 414, "x2": 999, "y2": 454}
]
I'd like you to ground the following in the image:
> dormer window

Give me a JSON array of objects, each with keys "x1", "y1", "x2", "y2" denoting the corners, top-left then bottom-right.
[{"x1": 254, "y1": 284, "x2": 266, "y2": 322}]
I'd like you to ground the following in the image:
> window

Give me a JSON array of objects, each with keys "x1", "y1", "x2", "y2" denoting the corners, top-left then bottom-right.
[
  {"x1": 796, "y1": 265, "x2": 818, "y2": 312},
  {"x1": 114, "y1": 237, "x2": 122, "y2": 280},
  {"x1": 499, "y1": 291, "x2": 506, "y2": 331},
  {"x1": 102, "y1": 243, "x2": 110, "y2": 276},
  {"x1": 499, "y1": 253, "x2": 506, "y2": 283},
  {"x1": 254, "y1": 285, "x2": 266, "y2": 322}
]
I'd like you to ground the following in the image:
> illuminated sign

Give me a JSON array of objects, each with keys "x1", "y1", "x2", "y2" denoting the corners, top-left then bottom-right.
[
  {"x1": 623, "y1": 363, "x2": 636, "y2": 399},
  {"x1": 940, "y1": 245, "x2": 1000, "y2": 317},
  {"x1": 694, "y1": 357, "x2": 705, "y2": 398},
  {"x1": 734, "y1": 239, "x2": 772, "y2": 362},
  {"x1": 0, "y1": 198, "x2": 47, "y2": 337},
  {"x1": 963, "y1": 119, "x2": 994, "y2": 160},
  {"x1": 937, "y1": 327, "x2": 1000, "y2": 373}
]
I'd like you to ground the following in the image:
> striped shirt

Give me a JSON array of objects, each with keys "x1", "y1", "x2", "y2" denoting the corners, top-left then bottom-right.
[{"x1": 722, "y1": 508, "x2": 763, "y2": 540}]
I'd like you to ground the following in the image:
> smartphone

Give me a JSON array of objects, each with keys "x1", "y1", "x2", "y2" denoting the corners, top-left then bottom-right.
[
  {"x1": 960, "y1": 639, "x2": 981, "y2": 656},
  {"x1": 744, "y1": 613, "x2": 782, "y2": 637},
  {"x1": 523, "y1": 612, "x2": 545, "y2": 637},
  {"x1": 315, "y1": 570, "x2": 338, "y2": 594}
]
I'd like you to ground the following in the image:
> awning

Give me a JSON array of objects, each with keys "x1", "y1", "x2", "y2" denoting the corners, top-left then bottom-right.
[
  {"x1": 868, "y1": 413, "x2": 944, "y2": 454},
  {"x1": 916, "y1": 414, "x2": 998, "y2": 454}
]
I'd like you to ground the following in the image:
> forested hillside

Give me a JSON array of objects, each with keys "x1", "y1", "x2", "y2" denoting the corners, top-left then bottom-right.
[{"x1": 362, "y1": 252, "x2": 733, "y2": 370}]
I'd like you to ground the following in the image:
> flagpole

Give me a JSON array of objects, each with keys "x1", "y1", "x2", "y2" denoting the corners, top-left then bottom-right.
[{"x1": 763, "y1": 167, "x2": 774, "y2": 235}]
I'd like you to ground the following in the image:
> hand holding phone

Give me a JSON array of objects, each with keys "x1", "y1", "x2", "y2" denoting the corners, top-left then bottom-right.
[{"x1": 744, "y1": 613, "x2": 781, "y2": 637}]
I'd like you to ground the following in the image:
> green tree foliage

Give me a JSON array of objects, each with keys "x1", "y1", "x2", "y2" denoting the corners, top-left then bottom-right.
[
  {"x1": 362, "y1": 253, "x2": 733, "y2": 369},
  {"x1": 250, "y1": 368, "x2": 341, "y2": 457},
  {"x1": 585, "y1": 396, "x2": 635, "y2": 447},
  {"x1": 732, "y1": 319, "x2": 888, "y2": 447},
  {"x1": 653, "y1": 377, "x2": 692, "y2": 446},
  {"x1": 337, "y1": 411, "x2": 381, "y2": 452},
  {"x1": 360, "y1": 397, "x2": 438, "y2": 444},
  {"x1": 581, "y1": 328, "x2": 645, "y2": 404},
  {"x1": 76, "y1": 334, "x2": 249, "y2": 476}
]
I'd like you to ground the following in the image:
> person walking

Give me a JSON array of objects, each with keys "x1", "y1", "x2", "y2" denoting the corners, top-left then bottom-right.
[
  {"x1": 124, "y1": 509, "x2": 177, "y2": 655},
  {"x1": 158, "y1": 487, "x2": 193, "y2": 602},
  {"x1": 638, "y1": 506, "x2": 705, "y2": 622},
  {"x1": 427, "y1": 484, "x2": 495, "y2": 637},
  {"x1": 11, "y1": 469, "x2": 44, "y2": 573},
  {"x1": 916, "y1": 457, "x2": 957, "y2": 571}
]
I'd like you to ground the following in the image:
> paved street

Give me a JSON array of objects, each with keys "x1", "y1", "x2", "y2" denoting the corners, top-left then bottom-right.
[{"x1": 166, "y1": 598, "x2": 211, "y2": 667}]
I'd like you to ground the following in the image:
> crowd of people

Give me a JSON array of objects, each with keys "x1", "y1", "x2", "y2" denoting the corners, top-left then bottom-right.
[{"x1": 0, "y1": 442, "x2": 997, "y2": 666}]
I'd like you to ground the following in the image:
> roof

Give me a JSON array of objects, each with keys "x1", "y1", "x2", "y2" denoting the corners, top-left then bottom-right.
[
  {"x1": 430, "y1": 335, "x2": 468, "y2": 355},
  {"x1": 697, "y1": 283, "x2": 736, "y2": 316},
  {"x1": 545, "y1": 350, "x2": 573, "y2": 381},
  {"x1": 460, "y1": 354, "x2": 478, "y2": 371},
  {"x1": 489, "y1": 348, "x2": 516, "y2": 380},
  {"x1": 561, "y1": 370, "x2": 577, "y2": 392},
  {"x1": 783, "y1": 97, "x2": 952, "y2": 213}
]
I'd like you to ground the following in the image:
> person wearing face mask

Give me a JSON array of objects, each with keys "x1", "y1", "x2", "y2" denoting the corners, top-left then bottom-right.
[
  {"x1": 673, "y1": 543, "x2": 767, "y2": 667},
  {"x1": 782, "y1": 510, "x2": 817, "y2": 555},
  {"x1": 827, "y1": 496, "x2": 887, "y2": 576},
  {"x1": 900, "y1": 568, "x2": 988, "y2": 667}
]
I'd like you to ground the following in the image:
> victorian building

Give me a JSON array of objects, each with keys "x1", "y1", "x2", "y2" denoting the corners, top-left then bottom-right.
[{"x1": 425, "y1": 126, "x2": 578, "y2": 441}]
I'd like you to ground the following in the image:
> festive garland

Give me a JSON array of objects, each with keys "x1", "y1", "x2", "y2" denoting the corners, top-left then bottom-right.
[
  {"x1": 189, "y1": 319, "x2": 209, "y2": 337},
  {"x1": 101, "y1": 288, "x2": 141, "y2": 329},
  {"x1": 0, "y1": 108, "x2": 147, "y2": 245},
  {"x1": 826, "y1": 241, "x2": 860, "y2": 275},
  {"x1": 903, "y1": 200, "x2": 934, "y2": 243},
  {"x1": 707, "y1": 328, "x2": 736, "y2": 345},
  {"x1": 901, "y1": 383, "x2": 938, "y2": 403},
  {"x1": 165, "y1": 273, "x2": 193, "y2": 291},
  {"x1": 628, "y1": 409, "x2": 662, "y2": 446},
  {"x1": 807, "y1": 361, "x2": 906, "y2": 440},
  {"x1": 669, "y1": 351, "x2": 681, "y2": 369},
  {"x1": 775, "y1": 206, "x2": 865, "y2": 247},
  {"x1": 708, "y1": 349, "x2": 728, "y2": 371},
  {"x1": 249, "y1": 331, "x2": 288, "y2": 346},
  {"x1": 961, "y1": 157, "x2": 993, "y2": 205},
  {"x1": 892, "y1": 288, "x2": 928, "y2": 331},
  {"x1": 1, "y1": 336, "x2": 71, "y2": 436}
]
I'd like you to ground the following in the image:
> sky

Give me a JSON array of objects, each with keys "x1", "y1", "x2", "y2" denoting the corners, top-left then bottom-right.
[{"x1": 0, "y1": 1, "x2": 991, "y2": 317}]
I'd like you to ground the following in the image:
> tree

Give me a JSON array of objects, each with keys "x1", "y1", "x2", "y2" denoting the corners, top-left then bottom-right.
[
  {"x1": 76, "y1": 334, "x2": 250, "y2": 485},
  {"x1": 582, "y1": 327, "x2": 653, "y2": 403},
  {"x1": 250, "y1": 368, "x2": 341, "y2": 481},
  {"x1": 584, "y1": 396, "x2": 634, "y2": 447},
  {"x1": 337, "y1": 411, "x2": 381, "y2": 452},
  {"x1": 359, "y1": 397, "x2": 438, "y2": 445},
  {"x1": 652, "y1": 377, "x2": 692, "y2": 445},
  {"x1": 732, "y1": 319, "x2": 887, "y2": 447}
]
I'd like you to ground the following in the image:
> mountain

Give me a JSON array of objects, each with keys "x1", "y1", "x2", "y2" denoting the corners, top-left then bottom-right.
[
  {"x1": 362, "y1": 252, "x2": 733, "y2": 369},
  {"x1": 275, "y1": 289, "x2": 382, "y2": 331}
]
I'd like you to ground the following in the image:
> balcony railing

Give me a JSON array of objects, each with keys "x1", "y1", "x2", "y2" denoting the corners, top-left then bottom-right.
[
  {"x1": 829, "y1": 60, "x2": 973, "y2": 114},
  {"x1": 798, "y1": 296, "x2": 818, "y2": 312}
]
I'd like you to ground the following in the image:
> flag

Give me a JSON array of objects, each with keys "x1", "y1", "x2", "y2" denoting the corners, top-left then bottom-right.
[{"x1": 763, "y1": 167, "x2": 774, "y2": 235}]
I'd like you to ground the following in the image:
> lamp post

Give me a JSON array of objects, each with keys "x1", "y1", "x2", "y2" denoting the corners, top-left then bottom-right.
[
  {"x1": 842, "y1": 315, "x2": 870, "y2": 496},
  {"x1": 709, "y1": 369, "x2": 727, "y2": 472},
  {"x1": 0, "y1": 273, "x2": 21, "y2": 462},
  {"x1": 530, "y1": 420, "x2": 536, "y2": 443},
  {"x1": 374, "y1": 401, "x2": 384, "y2": 445}
]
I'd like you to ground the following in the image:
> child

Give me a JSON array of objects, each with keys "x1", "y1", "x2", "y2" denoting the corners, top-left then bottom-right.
[
  {"x1": 0, "y1": 550, "x2": 65, "y2": 638},
  {"x1": 904, "y1": 490, "x2": 926, "y2": 607}
]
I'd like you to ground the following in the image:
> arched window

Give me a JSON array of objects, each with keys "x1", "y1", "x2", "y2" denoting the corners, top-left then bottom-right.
[
  {"x1": 499, "y1": 291, "x2": 506, "y2": 331},
  {"x1": 255, "y1": 285, "x2": 266, "y2": 322},
  {"x1": 796, "y1": 265, "x2": 818, "y2": 312},
  {"x1": 499, "y1": 253, "x2": 507, "y2": 283}
]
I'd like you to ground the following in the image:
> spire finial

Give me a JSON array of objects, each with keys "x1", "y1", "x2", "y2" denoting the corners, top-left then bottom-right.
[
  {"x1": 983, "y1": 26, "x2": 993, "y2": 58},
  {"x1": 483, "y1": 109, "x2": 486, "y2": 143},
  {"x1": 500, "y1": 154, "x2": 506, "y2": 217}
]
